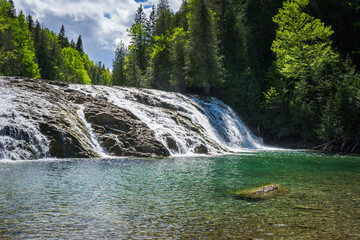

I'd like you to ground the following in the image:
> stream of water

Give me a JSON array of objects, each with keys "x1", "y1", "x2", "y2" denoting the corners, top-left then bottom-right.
[{"x1": 1, "y1": 151, "x2": 359, "y2": 239}]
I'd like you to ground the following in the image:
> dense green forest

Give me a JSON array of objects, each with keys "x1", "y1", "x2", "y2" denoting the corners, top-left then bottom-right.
[
  {"x1": 0, "y1": 0, "x2": 111, "y2": 85},
  {"x1": 1, "y1": 0, "x2": 360, "y2": 152},
  {"x1": 113, "y1": 0, "x2": 360, "y2": 152}
]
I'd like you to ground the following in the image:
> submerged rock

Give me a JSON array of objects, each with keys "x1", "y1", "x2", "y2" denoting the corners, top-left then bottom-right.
[{"x1": 234, "y1": 184, "x2": 284, "y2": 200}]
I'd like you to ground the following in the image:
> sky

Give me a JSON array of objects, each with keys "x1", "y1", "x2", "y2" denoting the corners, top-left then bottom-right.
[{"x1": 13, "y1": 0, "x2": 182, "y2": 69}]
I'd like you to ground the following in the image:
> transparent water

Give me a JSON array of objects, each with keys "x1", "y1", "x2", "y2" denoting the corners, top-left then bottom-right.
[{"x1": 0, "y1": 151, "x2": 360, "y2": 239}]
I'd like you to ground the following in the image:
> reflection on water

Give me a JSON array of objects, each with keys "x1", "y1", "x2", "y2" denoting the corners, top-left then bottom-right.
[{"x1": 0, "y1": 152, "x2": 360, "y2": 239}]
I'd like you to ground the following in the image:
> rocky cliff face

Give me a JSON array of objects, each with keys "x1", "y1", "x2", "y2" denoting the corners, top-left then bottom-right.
[
  {"x1": 0, "y1": 77, "x2": 169, "y2": 159},
  {"x1": 0, "y1": 76, "x2": 264, "y2": 160}
]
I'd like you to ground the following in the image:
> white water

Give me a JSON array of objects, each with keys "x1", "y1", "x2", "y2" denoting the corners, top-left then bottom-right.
[
  {"x1": 0, "y1": 79, "x2": 50, "y2": 160},
  {"x1": 69, "y1": 85, "x2": 266, "y2": 155},
  {"x1": 76, "y1": 105, "x2": 108, "y2": 157},
  {"x1": 0, "y1": 77, "x2": 266, "y2": 160}
]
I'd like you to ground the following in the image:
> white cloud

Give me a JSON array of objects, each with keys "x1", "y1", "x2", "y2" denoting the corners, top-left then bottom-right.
[{"x1": 13, "y1": 0, "x2": 182, "y2": 68}]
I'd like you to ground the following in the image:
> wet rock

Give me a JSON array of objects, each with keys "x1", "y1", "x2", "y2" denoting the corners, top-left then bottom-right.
[
  {"x1": 255, "y1": 185, "x2": 278, "y2": 194},
  {"x1": 165, "y1": 135, "x2": 178, "y2": 152},
  {"x1": 83, "y1": 101, "x2": 170, "y2": 158},
  {"x1": 194, "y1": 144, "x2": 208, "y2": 154},
  {"x1": 2, "y1": 77, "x2": 170, "y2": 159},
  {"x1": 108, "y1": 144, "x2": 123, "y2": 156},
  {"x1": 234, "y1": 184, "x2": 284, "y2": 201},
  {"x1": 39, "y1": 122, "x2": 99, "y2": 158},
  {"x1": 102, "y1": 136, "x2": 117, "y2": 149}
]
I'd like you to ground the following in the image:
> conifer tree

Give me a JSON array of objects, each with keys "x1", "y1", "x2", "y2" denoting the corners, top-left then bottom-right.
[
  {"x1": 112, "y1": 41, "x2": 127, "y2": 86},
  {"x1": 125, "y1": 52, "x2": 141, "y2": 87},
  {"x1": 128, "y1": 4, "x2": 148, "y2": 72},
  {"x1": 7, "y1": 0, "x2": 16, "y2": 18},
  {"x1": 26, "y1": 14, "x2": 33, "y2": 32},
  {"x1": 146, "y1": 5, "x2": 156, "y2": 45},
  {"x1": 76, "y1": 35, "x2": 84, "y2": 54},
  {"x1": 154, "y1": 0, "x2": 173, "y2": 37},
  {"x1": 0, "y1": 0, "x2": 16, "y2": 72},
  {"x1": 185, "y1": 0, "x2": 223, "y2": 95},
  {"x1": 70, "y1": 39, "x2": 75, "y2": 48},
  {"x1": 58, "y1": 24, "x2": 69, "y2": 48},
  {"x1": 134, "y1": 4, "x2": 146, "y2": 25},
  {"x1": 174, "y1": 0, "x2": 189, "y2": 32},
  {"x1": 148, "y1": 0, "x2": 174, "y2": 90},
  {"x1": 266, "y1": 0, "x2": 360, "y2": 144}
]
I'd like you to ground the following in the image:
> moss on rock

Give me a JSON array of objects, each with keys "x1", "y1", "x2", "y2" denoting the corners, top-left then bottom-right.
[{"x1": 234, "y1": 183, "x2": 285, "y2": 200}]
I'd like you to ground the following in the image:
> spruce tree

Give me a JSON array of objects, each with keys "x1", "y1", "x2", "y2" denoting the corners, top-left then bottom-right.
[
  {"x1": 134, "y1": 4, "x2": 146, "y2": 25},
  {"x1": 149, "y1": 0, "x2": 174, "y2": 90},
  {"x1": 7, "y1": 0, "x2": 16, "y2": 18},
  {"x1": 76, "y1": 35, "x2": 84, "y2": 54},
  {"x1": 174, "y1": 0, "x2": 189, "y2": 32},
  {"x1": 185, "y1": 0, "x2": 223, "y2": 95},
  {"x1": 154, "y1": 0, "x2": 172, "y2": 37},
  {"x1": 112, "y1": 41, "x2": 127, "y2": 86},
  {"x1": 58, "y1": 24, "x2": 69, "y2": 48},
  {"x1": 128, "y1": 4, "x2": 148, "y2": 72},
  {"x1": 146, "y1": 5, "x2": 156, "y2": 45},
  {"x1": 26, "y1": 14, "x2": 34, "y2": 32}
]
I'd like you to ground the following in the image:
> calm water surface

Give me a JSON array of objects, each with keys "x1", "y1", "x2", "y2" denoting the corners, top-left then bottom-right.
[{"x1": 0, "y1": 151, "x2": 360, "y2": 239}]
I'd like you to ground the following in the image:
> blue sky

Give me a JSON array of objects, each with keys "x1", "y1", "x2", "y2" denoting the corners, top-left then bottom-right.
[{"x1": 13, "y1": 0, "x2": 181, "y2": 70}]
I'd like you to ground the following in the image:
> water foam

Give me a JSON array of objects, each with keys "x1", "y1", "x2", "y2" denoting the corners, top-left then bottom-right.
[
  {"x1": 1, "y1": 77, "x2": 267, "y2": 160},
  {"x1": 0, "y1": 79, "x2": 50, "y2": 160},
  {"x1": 69, "y1": 84, "x2": 266, "y2": 155}
]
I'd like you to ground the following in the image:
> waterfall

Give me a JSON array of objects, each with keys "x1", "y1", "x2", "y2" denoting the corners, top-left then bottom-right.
[
  {"x1": 70, "y1": 85, "x2": 265, "y2": 155},
  {"x1": 1, "y1": 77, "x2": 266, "y2": 160},
  {"x1": 76, "y1": 105, "x2": 108, "y2": 158},
  {"x1": 0, "y1": 79, "x2": 50, "y2": 160}
]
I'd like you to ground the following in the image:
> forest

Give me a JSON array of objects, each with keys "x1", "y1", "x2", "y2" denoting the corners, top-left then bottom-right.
[{"x1": 1, "y1": 0, "x2": 360, "y2": 152}]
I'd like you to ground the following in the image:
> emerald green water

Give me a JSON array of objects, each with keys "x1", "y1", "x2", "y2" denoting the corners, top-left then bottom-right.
[{"x1": 0, "y1": 151, "x2": 360, "y2": 239}]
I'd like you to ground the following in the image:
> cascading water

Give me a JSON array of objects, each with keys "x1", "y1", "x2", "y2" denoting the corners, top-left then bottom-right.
[
  {"x1": 1, "y1": 76, "x2": 266, "y2": 160},
  {"x1": 70, "y1": 85, "x2": 265, "y2": 155},
  {"x1": 0, "y1": 77, "x2": 106, "y2": 160},
  {"x1": 76, "y1": 105, "x2": 107, "y2": 157},
  {"x1": 0, "y1": 78, "x2": 50, "y2": 160}
]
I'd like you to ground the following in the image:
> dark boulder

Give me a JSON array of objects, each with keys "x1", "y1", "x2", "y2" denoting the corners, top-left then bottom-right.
[{"x1": 194, "y1": 144, "x2": 208, "y2": 154}]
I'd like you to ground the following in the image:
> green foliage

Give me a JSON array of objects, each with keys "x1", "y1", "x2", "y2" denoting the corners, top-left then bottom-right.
[
  {"x1": 127, "y1": 23, "x2": 148, "y2": 72},
  {"x1": 148, "y1": 32, "x2": 172, "y2": 90},
  {"x1": 0, "y1": 2, "x2": 40, "y2": 78},
  {"x1": 264, "y1": 0, "x2": 360, "y2": 150},
  {"x1": 14, "y1": 13, "x2": 40, "y2": 78},
  {"x1": 169, "y1": 27, "x2": 187, "y2": 91},
  {"x1": 124, "y1": 53, "x2": 142, "y2": 87},
  {"x1": 62, "y1": 47, "x2": 91, "y2": 84},
  {"x1": 58, "y1": 24, "x2": 69, "y2": 48},
  {"x1": 272, "y1": 0, "x2": 337, "y2": 82},
  {"x1": 112, "y1": 41, "x2": 127, "y2": 86},
  {"x1": 0, "y1": 0, "x2": 14, "y2": 66},
  {"x1": 185, "y1": 0, "x2": 223, "y2": 95},
  {"x1": 1, "y1": 0, "x2": 110, "y2": 85},
  {"x1": 33, "y1": 24, "x2": 66, "y2": 81},
  {"x1": 76, "y1": 35, "x2": 84, "y2": 54}
]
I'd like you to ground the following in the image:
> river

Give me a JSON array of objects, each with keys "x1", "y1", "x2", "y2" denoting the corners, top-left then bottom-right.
[{"x1": 1, "y1": 151, "x2": 359, "y2": 239}]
